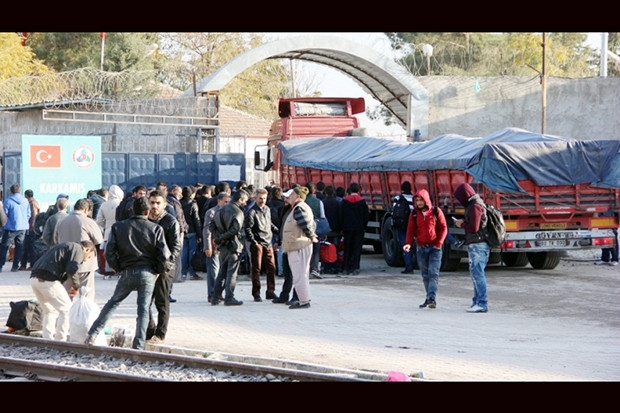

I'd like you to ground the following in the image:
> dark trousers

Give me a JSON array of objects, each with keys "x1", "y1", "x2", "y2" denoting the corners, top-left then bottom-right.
[
  {"x1": 277, "y1": 252, "x2": 297, "y2": 301},
  {"x1": 250, "y1": 243, "x2": 277, "y2": 298},
  {"x1": 20, "y1": 230, "x2": 37, "y2": 268},
  {"x1": 342, "y1": 230, "x2": 364, "y2": 273},
  {"x1": 0, "y1": 229, "x2": 26, "y2": 271},
  {"x1": 602, "y1": 229, "x2": 619, "y2": 262},
  {"x1": 147, "y1": 270, "x2": 173, "y2": 340},
  {"x1": 213, "y1": 248, "x2": 240, "y2": 302}
]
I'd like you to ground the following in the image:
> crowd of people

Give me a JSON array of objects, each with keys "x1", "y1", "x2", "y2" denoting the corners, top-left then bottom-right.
[
  {"x1": 9, "y1": 178, "x2": 607, "y2": 349},
  {"x1": 0, "y1": 180, "x2": 374, "y2": 349}
]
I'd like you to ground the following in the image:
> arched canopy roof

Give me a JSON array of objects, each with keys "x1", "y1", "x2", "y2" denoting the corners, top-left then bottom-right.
[{"x1": 183, "y1": 35, "x2": 429, "y2": 138}]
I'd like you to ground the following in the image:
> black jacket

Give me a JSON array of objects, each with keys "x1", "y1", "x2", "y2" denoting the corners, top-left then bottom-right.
[
  {"x1": 105, "y1": 215, "x2": 172, "y2": 275},
  {"x1": 149, "y1": 211, "x2": 182, "y2": 276},
  {"x1": 244, "y1": 203, "x2": 278, "y2": 247},
  {"x1": 180, "y1": 197, "x2": 201, "y2": 236},
  {"x1": 209, "y1": 201, "x2": 245, "y2": 254},
  {"x1": 30, "y1": 241, "x2": 85, "y2": 289}
]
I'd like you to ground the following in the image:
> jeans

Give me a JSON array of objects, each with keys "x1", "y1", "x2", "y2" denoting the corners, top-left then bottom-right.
[
  {"x1": 467, "y1": 242, "x2": 491, "y2": 309},
  {"x1": 416, "y1": 245, "x2": 443, "y2": 300},
  {"x1": 181, "y1": 233, "x2": 198, "y2": 276},
  {"x1": 206, "y1": 252, "x2": 219, "y2": 300},
  {"x1": 0, "y1": 229, "x2": 26, "y2": 271},
  {"x1": 397, "y1": 229, "x2": 414, "y2": 271},
  {"x1": 88, "y1": 267, "x2": 157, "y2": 350},
  {"x1": 310, "y1": 241, "x2": 321, "y2": 274},
  {"x1": 275, "y1": 243, "x2": 283, "y2": 275}
]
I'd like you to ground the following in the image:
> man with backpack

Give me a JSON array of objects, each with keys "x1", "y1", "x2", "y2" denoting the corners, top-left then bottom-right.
[
  {"x1": 392, "y1": 181, "x2": 415, "y2": 274},
  {"x1": 453, "y1": 183, "x2": 490, "y2": 313},
  {"x1": 403, "y1": 189, "x2": 447, "y2": 310}
]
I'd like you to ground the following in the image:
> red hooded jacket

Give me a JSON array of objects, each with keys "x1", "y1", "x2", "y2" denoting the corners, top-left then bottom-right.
[{"x1": 405, "y1": 189, "x2": 448, "y2": 248}]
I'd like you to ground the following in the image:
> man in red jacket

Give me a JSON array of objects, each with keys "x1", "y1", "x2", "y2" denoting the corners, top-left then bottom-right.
[{"x1": 403, "y1": 189, "x2": 447, "y2": 309}]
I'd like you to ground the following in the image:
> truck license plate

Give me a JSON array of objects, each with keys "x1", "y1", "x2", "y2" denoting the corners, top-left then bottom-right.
[{"x1": 535, "y1": 240, "x2": 567, "y2": 247}]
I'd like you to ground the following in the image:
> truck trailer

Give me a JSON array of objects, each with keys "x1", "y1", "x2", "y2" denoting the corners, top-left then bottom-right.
[{"x1": 255, "y1": 97, "x2": 620, "y2": 271}]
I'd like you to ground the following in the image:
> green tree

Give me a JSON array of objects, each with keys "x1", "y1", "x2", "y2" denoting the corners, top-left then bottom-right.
[
  {"x1": 0, "y1": 32, "x2": 51, "y2": 81},
  {"x1": 386, "y1": 32, "x2": 597, "y2": 78},
  {"x1": 158, "y1": 32, "x2": 290, "y2": 120},
  {"x1": 27, "y1": 32, "x2": 159, "y2": 73}
]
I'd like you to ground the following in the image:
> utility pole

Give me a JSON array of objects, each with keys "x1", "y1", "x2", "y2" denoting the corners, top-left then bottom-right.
[
  {"x1": 100, "y1": 32, "x2": 105, "y2": 71},
  {"x1": 541, "y1": 32, "x2": 546, "y2": 135}
]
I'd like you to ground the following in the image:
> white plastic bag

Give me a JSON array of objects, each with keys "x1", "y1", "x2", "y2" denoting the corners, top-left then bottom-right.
[{"x1": 69, "y1": 286, "x2": 106, "y2": 346}]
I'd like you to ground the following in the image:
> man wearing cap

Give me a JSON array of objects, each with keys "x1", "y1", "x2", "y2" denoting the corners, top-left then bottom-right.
[{"x1": 280, "y1": 186, "x2": 318, "y2": 309}]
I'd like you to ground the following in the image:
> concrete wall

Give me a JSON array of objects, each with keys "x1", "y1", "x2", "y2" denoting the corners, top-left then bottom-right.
[{"x1": 416, "y1": 76, "x2": 620, "y2": 139}]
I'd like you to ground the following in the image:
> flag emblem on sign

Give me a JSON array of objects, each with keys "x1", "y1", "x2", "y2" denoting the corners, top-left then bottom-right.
[{"x1": 30, "y1": 145, "x2": 61, "y2": 168}]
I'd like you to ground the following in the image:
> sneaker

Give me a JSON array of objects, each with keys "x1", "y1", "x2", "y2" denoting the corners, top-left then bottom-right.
[
  {"x1": 310, "y1": 270, "x2": 322, "y2": 279},
  {"x1": 84, "y1": 335, "x2": 96, "y2": 346},
  {"x1": 401, "y1": 269, "x2": 414, "y2": 274},
  {"x1": 427, "y1": 298, "x2": 436, "y2": 309},
  {"x1": 609, "y1": 261, "x2": 618, "y2": 266},
  {"x1": 272, "y1": 297, "x2": 288, "y2": 304},
  {"x1": 224, "y1": 299, "x2": 244, "y2": 306},
  {"x1": 253, "y1": 296, "x2": 263, "y2": 302},
  {"x1": 191, "y1": 274, "x2": 204, "y2": 280},
  {"x1": 594, "y1": 261, "x2": 609, "y2": 265},
  {"x1": 466, "y1": 304, "x2": 488, "y2": 313},
  {"x1": 289, "y1": 302, "x2": 311, "y2": 309},
  {"x1": 168, "y1": 296, "x2": 177, "y2": 303},
  {"x1": 419, "y1": 299, "x2": 429, "y2": 308}
]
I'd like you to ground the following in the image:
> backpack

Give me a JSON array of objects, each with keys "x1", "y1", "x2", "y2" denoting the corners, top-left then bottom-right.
[
  {"x1": 482, "y1": 204, "x2": 506, "y2": 248},
  {"x1": 33, "y1": 210, "x2": 49, "y2": 237},
  {"x1": 391, "y1": 195, "x2": 412, "y2": 230},
  {"x1": 6, "y1": 300, "x2": 42, "y2": 333}
]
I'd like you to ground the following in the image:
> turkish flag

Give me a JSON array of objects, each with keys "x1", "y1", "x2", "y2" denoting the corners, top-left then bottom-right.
[
  {"x1": 30, "y1": 145, "x2": 62, "y2": 168},
  {"x1": 100, "y1": 32, "x2": 105, "y2": 39}
]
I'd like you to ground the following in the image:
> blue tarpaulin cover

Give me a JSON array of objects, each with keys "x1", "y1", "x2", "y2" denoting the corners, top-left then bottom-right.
[{"x1": 277, "y1": 127, "x2": 620, "y2": 193}]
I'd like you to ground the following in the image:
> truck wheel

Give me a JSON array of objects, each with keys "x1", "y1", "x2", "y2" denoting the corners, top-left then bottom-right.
[
  {"x1": 488, "y1": 252, "x2": 502, "y2": 264},
  {"x1": 441, "y1": 243, "x2": 461, "y2": 272},
  {"x1": 501, "y1": 252, "x2": 529, "y2": 267},
  {"x1": 381, "y1": 218, "x2": 404, "y2": 267},
  {"x1": 526, "y1": 252, "x2": 561, "y2": 269}
]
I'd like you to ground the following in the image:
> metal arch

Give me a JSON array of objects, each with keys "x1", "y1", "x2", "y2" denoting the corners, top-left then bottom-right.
[{"x1": 182, "y1": 35, "x2": 429, "y2": 138}]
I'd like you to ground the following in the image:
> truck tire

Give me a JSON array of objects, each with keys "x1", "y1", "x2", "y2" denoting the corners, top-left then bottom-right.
[
  {"x1": 501, "y1": 252, "x2": 529, "y2": 267},
  {"x1": 526, "y1": 252, "x2": 561, "y2": 270},
  {"x1": 440, "y1": 243, "x2": 461, "y2": 272},
  {"x1": 382, "y1": 217, "x2": 404, "y2": 267},
  {"x1": 488, "y1": 252, "x2": 502, "y2": 265}
]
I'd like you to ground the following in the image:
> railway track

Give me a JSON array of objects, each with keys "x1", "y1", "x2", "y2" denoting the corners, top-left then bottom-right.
[{"x1": 0, "y1": 333, "x2": 390, "y2": 382}]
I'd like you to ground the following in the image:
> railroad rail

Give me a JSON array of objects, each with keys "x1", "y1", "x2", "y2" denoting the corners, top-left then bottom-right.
[{"x1": 0, "y1": 333, "x2": 391, "y2": 382}]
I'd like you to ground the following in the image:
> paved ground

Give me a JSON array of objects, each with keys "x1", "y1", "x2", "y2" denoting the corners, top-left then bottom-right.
[{"x1": 1, "y1": 248, "x2": 618, "y2": 382}]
